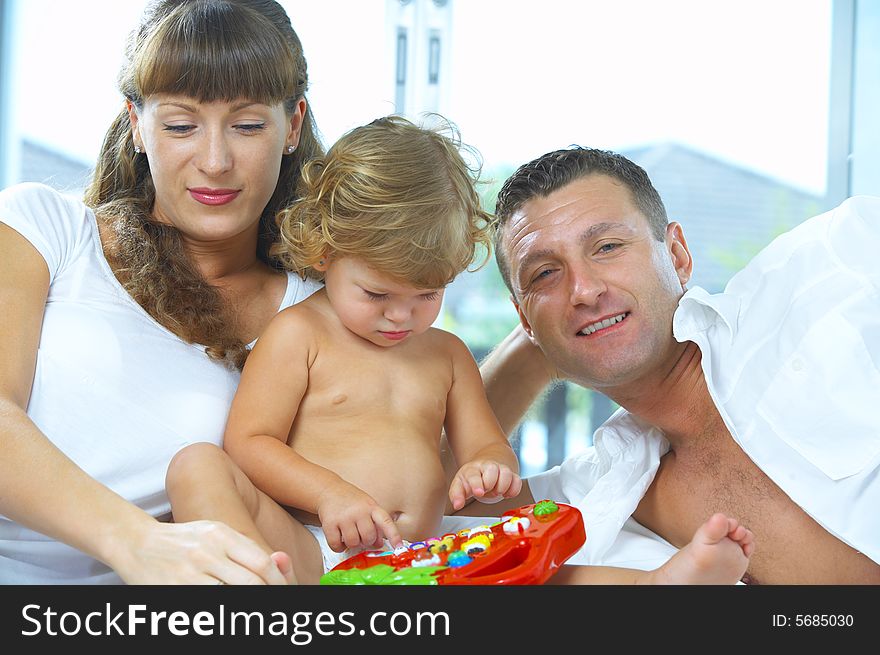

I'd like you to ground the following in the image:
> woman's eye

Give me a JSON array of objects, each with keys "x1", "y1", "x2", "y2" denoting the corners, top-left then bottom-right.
[
  {"x1": 235, "y1": 123, "x2": 266, "y2": 133},
  {"x1": 163, "y1": 124, "x2": 194, "y2": 133}
]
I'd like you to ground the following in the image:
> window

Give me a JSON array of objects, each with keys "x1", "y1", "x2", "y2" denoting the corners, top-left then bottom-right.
[
  {"x1": 428, "y1": 32, "x2": 441, "y2": 85},
  {"x1": 395, "y1": 28, "x2": 408, "y2": 113},
  {"x1": 3, "y1": 0, "x2": 875, "y2": 477}
]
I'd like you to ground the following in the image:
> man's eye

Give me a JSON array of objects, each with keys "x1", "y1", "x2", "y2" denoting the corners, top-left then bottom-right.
[{"x1": 597, "y1": 243, "x2": 620, "y2": 254}]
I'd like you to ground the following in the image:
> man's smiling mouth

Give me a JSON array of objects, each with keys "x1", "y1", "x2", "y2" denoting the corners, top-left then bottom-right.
[{"x1": 577, "y1": 312, "x2": 628, "y2": 336}]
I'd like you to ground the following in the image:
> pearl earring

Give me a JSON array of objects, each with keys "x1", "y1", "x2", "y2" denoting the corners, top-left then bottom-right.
[
  {"x1": 286, "y1": 145, "x2": 296, "y2": 154},
  {"x1": 134, "y1": 145, "x2": 142, "y2": 154}
]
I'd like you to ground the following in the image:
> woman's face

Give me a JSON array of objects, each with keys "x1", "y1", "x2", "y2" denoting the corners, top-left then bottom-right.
[{"x1": 129, "y1": 94, "x2": 304, "y2": 246}]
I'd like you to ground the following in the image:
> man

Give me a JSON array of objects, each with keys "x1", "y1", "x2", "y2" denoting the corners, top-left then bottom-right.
[{"x1": 476, "y1": 146, "x2": 880, "y2": 584}]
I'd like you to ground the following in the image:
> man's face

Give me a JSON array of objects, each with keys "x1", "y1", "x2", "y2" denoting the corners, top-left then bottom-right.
[{"x1": 501, "y1": 174, "x2": 692, "y2": 391}]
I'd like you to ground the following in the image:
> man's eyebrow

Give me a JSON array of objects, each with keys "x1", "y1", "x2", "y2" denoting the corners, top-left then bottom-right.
[
  {"x1": 578, "y1": 221, "x2": 630, "y2": 244},
  {"x1": 515, "y1": 221, "x2": 633, "y2": 287},
  {"x1": 515, "y1": 248, "x2": 556, "y2": 285}
]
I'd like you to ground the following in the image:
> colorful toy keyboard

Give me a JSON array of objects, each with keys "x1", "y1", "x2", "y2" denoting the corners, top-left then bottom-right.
[{"x1": 319, "y1": 500, "x2": 585, "y2": 585}]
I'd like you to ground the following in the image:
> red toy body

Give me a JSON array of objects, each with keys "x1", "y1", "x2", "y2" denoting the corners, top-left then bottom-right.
[{"x1": 319, "y1": 500, "x2": 585, "y2": 585}]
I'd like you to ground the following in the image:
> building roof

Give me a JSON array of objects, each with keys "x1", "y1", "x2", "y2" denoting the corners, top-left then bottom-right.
[
  {"x1": 19, "y1": 139, "x2": 92, "y2": 195},
  {"x1": 620, "y1": 142, "x2": 825, "y2": 292}
]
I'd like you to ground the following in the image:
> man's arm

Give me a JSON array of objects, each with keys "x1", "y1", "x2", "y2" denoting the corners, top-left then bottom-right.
[{"x1": 481, "y1": 324, "x2": 556, "y2": 435}]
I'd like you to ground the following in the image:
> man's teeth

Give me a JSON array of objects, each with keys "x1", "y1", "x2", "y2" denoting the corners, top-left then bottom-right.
[{"x1": 578, "y1": 313, "x2": 627, "y2": 335}]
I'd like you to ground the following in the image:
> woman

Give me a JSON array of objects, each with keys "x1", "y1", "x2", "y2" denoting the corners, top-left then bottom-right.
[{"x1": 0, "y1": 0, "x2": 323, "y2": 584}]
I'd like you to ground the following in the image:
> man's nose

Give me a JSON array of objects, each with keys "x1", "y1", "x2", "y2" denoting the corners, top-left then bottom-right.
[{"x1": 568, "y1": 264, "x2": 606, "y2": 306}]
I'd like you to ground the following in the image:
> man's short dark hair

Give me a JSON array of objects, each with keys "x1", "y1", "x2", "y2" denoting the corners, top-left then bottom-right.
[{"x1": 492, "y1": 146, "x2": 668, "y2": 297}]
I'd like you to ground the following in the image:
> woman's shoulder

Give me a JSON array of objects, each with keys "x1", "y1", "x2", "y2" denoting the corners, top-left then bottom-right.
[
  {"x1": 0, "y1": 183, "x2": 95, "y2": 271},
  {"x1": 0, "y1": 182, "x2": 92, "y2": 232},
  {"x1": 279, "y1": 271, "x2": 324, "y2": 309},
  {"x1": 0, "y1": 181, "x2": 84, "y2": 211}
]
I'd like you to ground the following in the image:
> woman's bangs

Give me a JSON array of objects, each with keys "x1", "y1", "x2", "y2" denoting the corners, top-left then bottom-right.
[{"x1": 135, "y1": 6, "x2": 297, "y2": 104}]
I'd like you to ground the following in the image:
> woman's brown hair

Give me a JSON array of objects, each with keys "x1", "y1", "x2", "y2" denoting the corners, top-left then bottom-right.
[{"x1": 85, "y1": 0, "x2": 323, "y2": 368}]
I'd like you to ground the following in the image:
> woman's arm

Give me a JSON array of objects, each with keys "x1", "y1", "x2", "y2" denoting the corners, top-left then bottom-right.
[{"x1": 0, "y1": 225, "x2": 287, "y2": 584}]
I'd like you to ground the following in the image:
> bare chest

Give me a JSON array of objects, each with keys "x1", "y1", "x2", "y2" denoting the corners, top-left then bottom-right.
[
  {"x1": 298, "y1": 339, "x2": 452, "y2": 426},
  {"x1": 634, "y1": 435, "x2": 879, "y2": 584}
]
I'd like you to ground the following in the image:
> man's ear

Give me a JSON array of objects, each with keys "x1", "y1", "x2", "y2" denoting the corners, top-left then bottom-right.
[
  {"x1": 512, "y1": 296, "x2": 538, "y2": 345},
  {"x1": 666, "y1": 222, "x2": 693, "y2": 287}
]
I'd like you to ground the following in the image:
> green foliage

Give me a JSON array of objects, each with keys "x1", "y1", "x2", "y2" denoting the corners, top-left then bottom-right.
[
  {"x1": 442, "y1": 164, "x2": 522, "y2": 349},
  {"x1": 708, "y1": 193, "x2": 822, "y2": 282}
]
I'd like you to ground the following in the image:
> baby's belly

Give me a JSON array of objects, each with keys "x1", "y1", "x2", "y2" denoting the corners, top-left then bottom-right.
[{"x1": 295, "y1": 438, "x2": 448, "y2": 542}]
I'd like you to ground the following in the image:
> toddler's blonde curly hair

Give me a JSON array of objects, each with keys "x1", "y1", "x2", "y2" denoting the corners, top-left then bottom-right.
[{"x1": 272, "y1": 115, "x2": 492, "y2": 289}]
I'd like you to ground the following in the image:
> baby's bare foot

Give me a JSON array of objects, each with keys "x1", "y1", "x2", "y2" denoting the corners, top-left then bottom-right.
[
  {"x1": 271, "y1": 551, "x2": 297, "y2": 585},
  {"x1": 649, "y1": 513, "x2": 755, "y2": 585}
]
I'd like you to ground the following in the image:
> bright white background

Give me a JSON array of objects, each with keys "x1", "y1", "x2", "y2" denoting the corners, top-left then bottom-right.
[
  {"x1": 10, "y1": 0, "x2": 831, "y2": 194},
  {"x1": 5, "y1": 0, "x2": 839, "y2": 473}
]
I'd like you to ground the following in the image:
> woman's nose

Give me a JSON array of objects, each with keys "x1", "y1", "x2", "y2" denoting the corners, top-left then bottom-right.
[{"x1": 196, "y1": 130, "x2": 233, "y2": 176}]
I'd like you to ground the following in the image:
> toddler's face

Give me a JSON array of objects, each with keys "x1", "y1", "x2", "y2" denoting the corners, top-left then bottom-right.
[{"x1": 321, "y1": 257, "x2": 445, "y2": 347}]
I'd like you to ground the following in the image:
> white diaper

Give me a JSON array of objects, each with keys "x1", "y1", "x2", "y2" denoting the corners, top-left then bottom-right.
[{"x1": 305, "y1": 525, "x2": 408, "y2": 574}]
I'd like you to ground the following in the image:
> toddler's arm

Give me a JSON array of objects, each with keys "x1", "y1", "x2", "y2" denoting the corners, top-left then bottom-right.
[
  {"x1": 223, "y1": 308, "x2": 401, "y2": 551},
  {"x1": 442, "y1": 333, "x2": 523, "y2": 510}
]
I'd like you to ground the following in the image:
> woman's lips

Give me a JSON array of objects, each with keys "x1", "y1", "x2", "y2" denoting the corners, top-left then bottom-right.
[{"x1": 189, "y1": 188, "x2": 240, "y2": 206}]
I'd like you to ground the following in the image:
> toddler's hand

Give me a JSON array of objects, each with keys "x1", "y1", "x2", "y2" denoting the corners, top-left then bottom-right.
[
  {"x1": 448, "y1": 460, "x2": 522, "y2": 511},
  {"x1": 316, "y1": 481, "x2": 402, "y2": 552}
]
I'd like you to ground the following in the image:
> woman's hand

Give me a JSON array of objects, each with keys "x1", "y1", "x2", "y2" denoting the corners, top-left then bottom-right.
[{"x1": 111, "y1": 519, "x2": 292, "y2": 585}]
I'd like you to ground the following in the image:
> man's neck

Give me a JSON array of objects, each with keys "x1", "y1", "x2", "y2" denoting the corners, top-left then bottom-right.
[{"x1": 606, "y1": 340, "x2": 714, "y2": 449}]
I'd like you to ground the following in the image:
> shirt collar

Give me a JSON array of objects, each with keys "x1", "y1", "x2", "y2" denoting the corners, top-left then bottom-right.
[{"x1": 672, "y1": 285, "x2": 740, "y2": 346}]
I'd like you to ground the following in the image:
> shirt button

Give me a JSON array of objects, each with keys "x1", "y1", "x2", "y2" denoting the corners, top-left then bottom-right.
[{"x1": 791, "y1": 358, "x2": 805, "y2": 372}]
